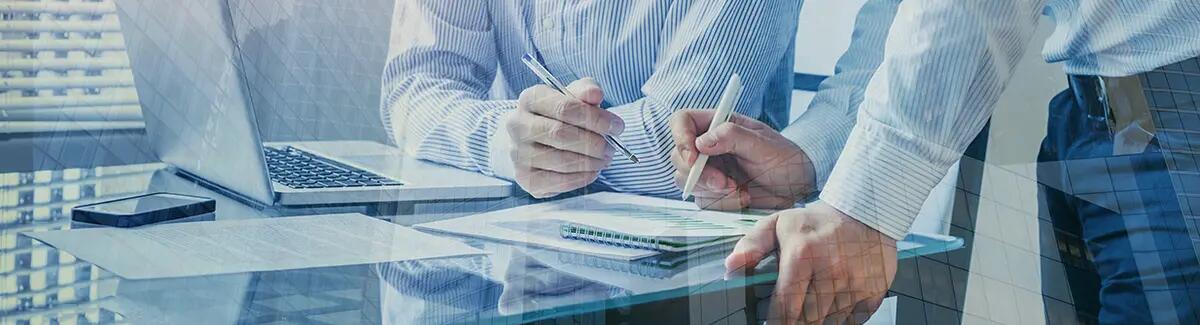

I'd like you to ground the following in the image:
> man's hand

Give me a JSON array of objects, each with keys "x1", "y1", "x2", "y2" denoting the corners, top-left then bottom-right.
[
  {"x1": 669, "y1": 109, "x2": 814, "y2": 210},
  {"x1": 728, "y1": 202, "x2": 898, "y2": 324},
  {"x1": 508, "y1": 79, "x2": 624, "y2": 198}
]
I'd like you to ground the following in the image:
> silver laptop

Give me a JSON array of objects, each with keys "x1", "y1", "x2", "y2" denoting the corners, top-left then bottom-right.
[{"x1": 114, "y1": 0, "x2": 512, "y2": 206}]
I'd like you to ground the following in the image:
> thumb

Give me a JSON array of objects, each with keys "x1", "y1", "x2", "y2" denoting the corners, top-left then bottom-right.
[
  {"x1": 565, "y1": 78, "x2": 604, "y2": 106},
  {"x1": 725, "y1": 214, "x2": 779, "y2": 275},
  {"x1": 695, "y1": 122, "x2": 759, "y2": 157}
]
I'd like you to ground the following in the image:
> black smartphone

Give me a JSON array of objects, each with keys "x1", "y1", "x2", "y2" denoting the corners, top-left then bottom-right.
[{"x1": 72, "y1": 192, "x2": 216, "y2": 228}]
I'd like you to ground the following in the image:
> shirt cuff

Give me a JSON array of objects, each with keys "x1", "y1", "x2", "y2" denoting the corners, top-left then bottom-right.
[
  {"x1": 818, "y1": 118, "x2": 962, "y2": 240},
  {"x1": 487, "y1": 110, "x2": 518, "y2": 181},
  {"x1": 782, "y1": 105, "x2": 856, "y2": 191}
]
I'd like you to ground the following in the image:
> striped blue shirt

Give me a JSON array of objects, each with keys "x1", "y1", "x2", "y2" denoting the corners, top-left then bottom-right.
[
  {"x1": 788, "y1": 0, "x2": 1200, "y2": 240},
  {"x1": 381, "y1": 0, "x2": 799, "y2": 198}
]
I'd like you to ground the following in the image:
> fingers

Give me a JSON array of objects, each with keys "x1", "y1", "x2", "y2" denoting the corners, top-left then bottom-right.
[
  {"x1": 515, "y1": 168, "x2": 598, "y2": 198},
  {"x1": 695, "y1": 122, "x2": 761, "y2": 157},
  {"x1": 806, "y1": 237, "x2": 848, "y2": 323},
  {"x1": 672, "y1": 151, "x2": 745, "y2": 209},
  {"x1": 754, "y1": 206, "x2": 898, "y2": 324},
  {"x1": 514, "y1": 143, "x2": 611, "y2": 173},
  {"x1": 669, "y1": 143, "x2": 697, "y2": 177},
  {"x1": 671, "y1": 132, "x2": 752, "y2": 211},
  {"x1": 669, "y1": 110, "x2": 715, "y2": 155},
  {"x1": 693, "y1": 186, "x2": 749, "y2": 211},
  {"x1": 671, "y1": 109, "x2": 771, "y2": 159},
  {"x1": 691, "y1": 158, "x2": 750, "y2": 211},
  {"x1": 508, "y1": 111, "x2": 613, "y2": 160},
  {"x1": 769, "y1": 245, "x2": 812, "y2": 324},
  {"x1": 509, "y1": 86, "x2": 618, "y2": 198},
  {"x1": 564, "y1": 78, "x2": 604, "y2": 106},
  {"x1": 519, "y1": 85, "x2": 623, "y2": 136},
  {"x1": 725, "y1": 214, "x2": 779, "y2": 274}
]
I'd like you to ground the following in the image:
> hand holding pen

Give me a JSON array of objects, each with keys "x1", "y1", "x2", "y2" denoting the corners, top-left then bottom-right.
[
  {"x1": 671, "y1": 74, "x2": 815, "y2": 210},
  {"x1": 505, "y1": 54, "x2": 635, "y2": 198}
]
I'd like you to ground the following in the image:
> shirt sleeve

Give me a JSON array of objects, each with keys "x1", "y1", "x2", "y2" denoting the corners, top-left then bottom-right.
[
  {"x1": 783, "y1": 0, "x2": 902, "y2": 192},
  {"x1": 819, "y1": 0, "x2": 1048, "y2": 240},
  {"x1": 596, "y1": 0, "x2": 802, "y2": 197},
  {"x1": 380, "y1": 0, "x2": 513, "y2": 177}
]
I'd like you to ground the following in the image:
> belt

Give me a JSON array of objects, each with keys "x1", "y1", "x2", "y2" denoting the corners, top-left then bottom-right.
[{"x1": 1067, "y1": 73, "x2": 1159, "y2": 155}]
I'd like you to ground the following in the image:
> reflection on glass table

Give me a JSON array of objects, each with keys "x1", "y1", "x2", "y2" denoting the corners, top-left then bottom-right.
[
  {"x1": 1, "y1": 163, "x2": 161, "y2": 324},
  {"x1": 0, "y1": 163, "x2": 380, "y2": 324},
  {"x1": 376, "y1": 233, "x2": 963, "y2": 324},
  {"x1": 3, "y1": 163, "x2": 964, "y2": 324},
  {"x1": 376, "y1": 241, "x2": 739, "y2": 324}
]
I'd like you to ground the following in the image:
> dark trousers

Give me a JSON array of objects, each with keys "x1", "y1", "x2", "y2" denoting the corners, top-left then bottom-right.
[{"x1": 1039, "y1": 58, "x2": 1200, "y2": 324}]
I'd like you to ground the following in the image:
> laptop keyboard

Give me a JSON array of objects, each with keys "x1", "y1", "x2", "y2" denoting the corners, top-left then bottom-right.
[{"x1": 264, "y1": 146, "x2": 403, "y2": 189}]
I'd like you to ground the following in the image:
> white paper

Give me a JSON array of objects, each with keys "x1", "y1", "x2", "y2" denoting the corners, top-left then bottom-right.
[{"x1": 25, "y1": 213, "x2": 485, "y2": 279}]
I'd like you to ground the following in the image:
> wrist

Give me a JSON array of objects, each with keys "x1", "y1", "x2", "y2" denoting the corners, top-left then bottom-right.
[
  {"x1": 816, "y1": 201, "x2": 897, "y2": 246},
  {"x1": 489, "y1": 111, "x2": 518, "y2": 181},
  {"x1": 795, "y1": 148, "x2": 817, "y2": 196},
  {"x1": 781, "y1": 147, "x2": 817, "y2": 203}
]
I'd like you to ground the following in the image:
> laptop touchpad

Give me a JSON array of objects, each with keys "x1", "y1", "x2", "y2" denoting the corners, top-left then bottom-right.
[{"x1": 338, "y1": 155, "x2": 406, "y2": 179}]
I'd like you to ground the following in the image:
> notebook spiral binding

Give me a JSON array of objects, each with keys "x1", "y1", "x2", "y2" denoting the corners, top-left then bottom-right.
[
  {"x1": 560, "y1": 223, "x2": 667, "y2": 251},
  {"x1": 555, "y1": 250, "x2": 675, "y2": 279}
]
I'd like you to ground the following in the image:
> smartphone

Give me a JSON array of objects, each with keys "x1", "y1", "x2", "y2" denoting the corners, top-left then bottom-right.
[{"x1": 72, "y1": 192, "x2": 216, "y2": 228}]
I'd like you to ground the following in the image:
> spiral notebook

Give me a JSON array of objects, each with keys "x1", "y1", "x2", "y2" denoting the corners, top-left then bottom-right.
[
  {"x1": 551, "y1": 243, "x2": 735, "y2": 279},
  {"x1": 554, "y1": 203, "x2": 768, "y2": 252},
  {"x1": 417, "y1": 192, "x2": 966, "y2": 261},
  {"x1": 416, "y1": 192, "x2": 765, "y2": 260}
]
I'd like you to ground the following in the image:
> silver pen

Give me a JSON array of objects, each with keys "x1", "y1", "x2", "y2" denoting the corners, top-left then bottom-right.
[{"x1": 521, "y1": 54, "x2": 640, "y2": 164}]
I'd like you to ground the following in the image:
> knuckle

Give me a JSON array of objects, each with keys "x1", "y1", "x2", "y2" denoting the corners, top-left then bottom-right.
[
  {"x1": 669, "y1": 110, "x2": 686, "y2": 121},
  {"x1": 726, "y1": 123, "x2": 747, "y2": 135},
  {"x1": 548, "y1": 123, "x2": 570, "y2": 139},
  {"x1": 590, "y1": 109, "x2": 612, "y2": 126},
  {"x1": 518, "y1": 88, "x2": 538, "y2": 109},
  {"x1": 716, "y1": 123, "x2": 739, "y2": 137},
  {"x1": 586, "y1": 134, "x2": 607, "y2": 153},
  {"x1": 505, "y1": 114, "x2": 524, "y2": 133},
  {"x1": 554, "y1": 102, "x2": 573, "y2": 119}
]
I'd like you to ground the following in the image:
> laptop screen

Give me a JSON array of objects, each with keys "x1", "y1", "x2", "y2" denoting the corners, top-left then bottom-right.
[{"x1": 114, "y1": 0, "x2": 277, "y2": 204}]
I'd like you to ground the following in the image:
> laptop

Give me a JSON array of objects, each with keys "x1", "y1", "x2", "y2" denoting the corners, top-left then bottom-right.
[{"x1": 113, "y1": 0, "x2": 512, "y2": 206}]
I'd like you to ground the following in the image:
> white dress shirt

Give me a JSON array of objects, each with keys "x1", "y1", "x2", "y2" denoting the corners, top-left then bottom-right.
[
  {"x1": 789, "y1": 0, "x2": 1200, "y2": 239},
  {"x1": 381, "y1": 0, "x2": 799, "y2": 198}
]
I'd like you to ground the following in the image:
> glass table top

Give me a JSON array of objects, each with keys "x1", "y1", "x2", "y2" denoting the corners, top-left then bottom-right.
[{"x1": 0, "y1": 162, "x2": 961, "y2": 324}]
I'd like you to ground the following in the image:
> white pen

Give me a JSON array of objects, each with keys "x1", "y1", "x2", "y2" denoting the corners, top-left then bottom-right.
[
  {"x1": 521, "y1": 54, "x2": 640, "y2": 164},
  {"x1": 681, "y1": 74, "x2": 742, "y2": 200}
]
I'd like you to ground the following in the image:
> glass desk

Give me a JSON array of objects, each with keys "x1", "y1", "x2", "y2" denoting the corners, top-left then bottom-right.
[{"x1": 1, "y1": 162, "x2": 962, "y2": 324}]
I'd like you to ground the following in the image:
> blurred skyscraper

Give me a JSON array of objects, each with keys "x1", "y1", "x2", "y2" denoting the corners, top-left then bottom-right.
[{"x1": 1, "y1": 0, "x2": 143, "y2": 135}]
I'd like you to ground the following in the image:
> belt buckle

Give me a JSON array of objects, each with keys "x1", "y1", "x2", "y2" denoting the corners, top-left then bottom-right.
[{"x1": 1099, "y1": 75, "x2": 1157, "y2": 155}]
